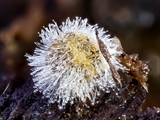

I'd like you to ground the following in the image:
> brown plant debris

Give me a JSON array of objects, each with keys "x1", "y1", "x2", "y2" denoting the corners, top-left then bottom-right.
[{"x1": 118, "y1": 53, "x2": 150, "y2": 92}]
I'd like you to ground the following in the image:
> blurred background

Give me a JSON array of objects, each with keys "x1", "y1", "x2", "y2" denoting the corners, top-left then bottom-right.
[{"x1": 0, "y1": 0, "x2": 159, "y2": 110}]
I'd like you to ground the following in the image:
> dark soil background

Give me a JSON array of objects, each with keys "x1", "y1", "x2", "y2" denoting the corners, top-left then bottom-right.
[{"x1": 0, "y1": 0, "x2": 159, "y2": 112}]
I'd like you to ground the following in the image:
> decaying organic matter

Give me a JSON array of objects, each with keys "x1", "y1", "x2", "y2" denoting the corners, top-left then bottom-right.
[{"x1": 0, "y1": 78, "x2": 160, "y2": 120}]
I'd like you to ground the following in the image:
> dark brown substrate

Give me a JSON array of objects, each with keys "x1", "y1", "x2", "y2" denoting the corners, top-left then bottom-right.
[{"x1": 0, "y1": 79, "x2": 159, "y2": 120}]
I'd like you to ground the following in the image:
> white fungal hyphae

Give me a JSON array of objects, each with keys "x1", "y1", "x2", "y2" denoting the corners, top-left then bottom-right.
[{"x1": 26, "y1": 17, "x2": 127, "y2": 108}]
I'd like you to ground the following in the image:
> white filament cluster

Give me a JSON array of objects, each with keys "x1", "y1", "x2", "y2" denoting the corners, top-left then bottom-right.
[{"x1": 26, "y1": 17, "x2": 126, "y2": 109}]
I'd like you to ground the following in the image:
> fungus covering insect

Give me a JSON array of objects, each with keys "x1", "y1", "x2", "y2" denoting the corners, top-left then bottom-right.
[{"x1": 26, "y1": 17, "x2": 149, "y2": 109}]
